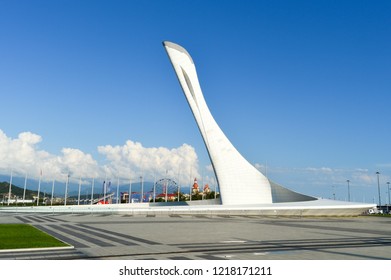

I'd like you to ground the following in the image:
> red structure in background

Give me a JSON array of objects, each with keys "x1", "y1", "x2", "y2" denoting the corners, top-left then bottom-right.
[{"x1": 192, "y1": 178, "x2": 199, "y2": 193}]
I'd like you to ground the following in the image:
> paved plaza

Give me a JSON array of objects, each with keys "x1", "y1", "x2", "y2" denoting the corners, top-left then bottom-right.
[{"x1": 0, "y1": 212, "x2": 390, "y2": 260}]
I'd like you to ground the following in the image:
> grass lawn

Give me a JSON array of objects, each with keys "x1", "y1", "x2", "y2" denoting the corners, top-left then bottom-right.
[{"x1": 0, "y1": 224, "x2": 69, "y2": 250}]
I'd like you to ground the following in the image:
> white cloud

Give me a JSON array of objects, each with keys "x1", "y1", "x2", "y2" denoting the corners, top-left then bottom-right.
[
  {"x1": 59, "y1": 148, "x2": 101, "y2": 179},
  {"x1": 97, "y1": 140, "x2": 200, "y2": 185},
  {"x1": 18, "y1": 131, "x2": 42, "y2": 145},
  {"x1": 0, "y1": 130, "x2": 47, "y2": 175},
  {"x1": 0, "y1": 129, "x2": 201, "y2": 185},
  {"x1": 0, "y1": 129, "x2": 101, "y2": 182},
  {"x1": 304, "y1": 167, "x2": 333, "y2": 173},
  {"x1": 351, "y1": 172, "x2": 373, "y2": 185}
]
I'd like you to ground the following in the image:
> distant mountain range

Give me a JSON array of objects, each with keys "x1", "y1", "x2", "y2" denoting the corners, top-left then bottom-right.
[{"x1": 0, "y1": 181, "x2": 37, "y2": 199}]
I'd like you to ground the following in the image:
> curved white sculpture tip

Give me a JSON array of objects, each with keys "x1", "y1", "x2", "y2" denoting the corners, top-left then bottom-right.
[{"x1": 163, "y1": 41, "x2": 194, "y2": 64}]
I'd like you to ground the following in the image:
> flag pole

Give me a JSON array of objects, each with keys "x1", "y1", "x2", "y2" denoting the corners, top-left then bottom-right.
[
  {"x1": 165, "y1": 171, "x2": 168, "y2": 203},
  {"x1": 103, "y1": 174, "x2": 107, "y2": 203},
  {"x1": 153, "y1": 172, "x2": 156, "y2": 203},
  {"x1": 177, "y1": 168, "x2": 180, "y2": 202},
  {"x1": 90, "y1": 178, "x2": 95, "y2": 205},
  {"x1": 129, "y1": 177, "x2": 132, "y2": 204},
  {"x1": 64, "y1": 173, "x2": 69, "y2": 206},
  {"x1": 7, "y1": 170, "x2": 13, "y2": 206},
  {"x1": 36, "y1": 170, "x2": 42, "y2": 206},
  {"x1": 189, "y1": 167, "x2": 192, "y2": 202},
  {"x1": 140, "y1": 175, "x2": 144, "y2": 203},
  {"x1": 78, "y1": 177, "x2": 82, "y2": 206},
  {"x1": 23, "y1": 172, "x2": 27, "y2": 205},
  {"x1": 116, "y1": 177, "x2": 120, "y2": 204},
  {"x1": 51, "y1": 179, "x2": 55, "y2": 206}
]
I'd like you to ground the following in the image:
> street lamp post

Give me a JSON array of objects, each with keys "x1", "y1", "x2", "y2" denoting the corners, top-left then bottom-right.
[
  {"x1": 347, "y1": 179, "x2": 350, "y2": 202},
  {"x1": 387, "y1": 181, "x2": 390, "y2": 214},
  {"x1": 376, "y1": 172, "x2": 381, "y2": 208}
]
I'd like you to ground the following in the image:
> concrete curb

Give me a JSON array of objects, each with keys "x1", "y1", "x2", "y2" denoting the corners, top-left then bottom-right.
[{"x1": 0, "y1": 245, "x2": 74, "y2": 253}]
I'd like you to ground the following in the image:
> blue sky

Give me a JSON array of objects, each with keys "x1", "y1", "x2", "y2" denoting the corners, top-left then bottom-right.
[{"x1": 0, "y1": 0, "x2": 390, "y2": 202}]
